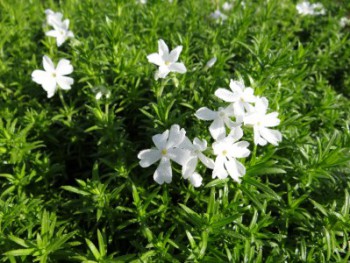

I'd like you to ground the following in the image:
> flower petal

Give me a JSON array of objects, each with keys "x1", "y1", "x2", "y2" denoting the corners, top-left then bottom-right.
[
  {"x1": 188, "y1": 172, "x2": 202, "y2": 187},
  {"x1": 212, "y1": 156, "x2": 228, "y2": 179},
  {"x1": 32, "y1": 70, "x2": 50, "y2": 85},
  {"x1": 193, "y1": 137, "x2": 207, "y2": 151},
  {"x1": 209, "y1": 117, "x2": 226, "y2": 140},
  {"x1": 231, "y1": 141, "x2": 250, "y2": 158},
  {"x1": 56, "y1": 76, "x2": 73, "y2": 90},
  {"x1": 138, "y1": 149, "x2": 161, "y2": 167},
  {"x1": 198, "y1": 153, "x2": 215, "y2": 169},
  {"x1": 225, "y1": 158, "x2": 245, "y2": 183},
  {"x1": 56, "y1": 59, "x2": 73, "y2": 75},
  {"x1": 154, "y1": 158, "x2": 172, "y2": 184},
  {"x1": 229, "y1": 79, "x2": 245, "y2": 93},
  {"x1": 168, "y1": 46, "x2": 183, "y2": 62},
  {"x1": 169, "y1": 62, "x2": 186, "y2": 74},
  {"x1": 147, "y1": 53, "x2": 164, "y2": 66},
  {"x1": 215, "y1": 88, "x2": 236, "y2": 102},
  {"x1": 152, "y1": 130, "x2": 169, "y2": 150},
  {"x1": 254, "y1": 126, "x2": 267, "y2": 146},
  {"x1": 155, "y1": 66, "x2": 170, "y2": 79},
  {"x1": 262, "y1": 112, "x2": 280, "y2": 127},
  {"x1": 182, "y1": 156, "x2": 198, "y2": 179},
  {"x1": 41, "y1": 79, "x2": 57, "y2": 98},
  {"x1": 42, "y1": 55, "x2": 55, "y2": 73},
  {"x1": 166, "y1": 124, "x2": 186, "y2": 148},
  {"x1": 168, "y1": 148, "x2": 191, "y2": 166},
  {"x1": 158, "y1": 39, "x2": 169, "y2": 56},
  {"x1": 260, "y1": 127, "x2": 282, "y2": 146},
  {"x1": 195, "y1": 107, "x2": 217, "y2": 121}
]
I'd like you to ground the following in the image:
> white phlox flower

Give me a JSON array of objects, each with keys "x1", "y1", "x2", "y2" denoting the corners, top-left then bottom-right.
[
  {"x1": 210, "y1": 10, "x2": 228, "y2": 21},
  {"x1": 340, "y1": 17, "x2": 350, "y2": 27},
  {"x1": 212, "y1": 127, "x2": 250, "y2": 182},
  {"x1": 195, "y1": 104, "x2": 239, "y2": 140},
  {"x1": 147, "y1": 39, "x2": 187, "y2": 80},
  {"x1": 46, "y1": 19, "x2": 74, "y2": 47},
  {"x1": 45, "y1": 9, "x2": 63, "y2": 27},
  {"x1": 244, "y1": 97, "x2": 282, "y2": 146},
  {"x1": 215, "y1": 79, "x2": 256, "y2": 118},
  {"x1": 32, "y1": 55, "x2": 74, "y2": 98},
  {"x1": 296, "y1": 1, "x2": 325, "y2": 16},
  {"x1": 137, "y1": 124, "x2": 190, "y2": 185},
  {"x1": 180, "y1": 137, "x2": 215, "y2": 187},
  {"x1": 222, "y1": 2, "x2": 233, "y2": 11}
]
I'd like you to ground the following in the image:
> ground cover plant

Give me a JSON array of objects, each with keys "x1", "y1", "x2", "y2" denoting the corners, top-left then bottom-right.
[{"x1": 0, "y1": 0, "x2": 350, "y2": 262}]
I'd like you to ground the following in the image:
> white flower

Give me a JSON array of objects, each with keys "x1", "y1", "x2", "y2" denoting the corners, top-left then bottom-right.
[
  {"x1": 340, "y1": 17, "x2": 350, "y2": 27},
  {"x1": 147, "y1": 39, "x2": 187, "y2": 80},
  {"x1": 222, "y1": 2, "x2": 233, "y2": 11},
  {"x1": 46, "y1": 19, "x2": 74, "y2": 47},
  {"x1": 296, "y1": 1, "x2": 325, "y2": 16},
  {"x1": 137, "y1": 124, "x2": 190, "y2": 185},
  {"x1": 210, "y1": 10, "x2": 228, "y2": 21},
  {"x1": 244, "y1": 97, "x2": 282, "y2": 146},
  {"x1": 180, "y1": 137, "x2": 215, "y2": 187},
  {"x1": 32, "y1": 55, "x2": 74, "y2": 98},
  {"x1": 215, "y1": 79, "x2": 256, "y2": 118},
  {"x1": 205, "y1": 57, "x2": 217, "y2": 68},
  {"x1": 188, "y1": 172, "x2": 203, "y2": 188},
  {"x1": 45, "y1": 9, "x2": 63, "y2": 27},
  {"x1": 195, "y1": 105, "x2": 238, "y2": 140},
  {"x1": 212, "y1": 127, "x2": 250, "y2": 182},
  {"x1": 137, "y1": 0, "x2": 147, "y2": 4}
]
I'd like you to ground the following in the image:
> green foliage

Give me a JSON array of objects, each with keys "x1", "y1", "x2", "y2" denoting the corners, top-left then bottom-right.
[{"x1": 0, "y1": 0, "x2": 349, "y2": 262}]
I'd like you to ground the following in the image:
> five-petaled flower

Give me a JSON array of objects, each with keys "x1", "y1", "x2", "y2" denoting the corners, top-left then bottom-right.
[
  {"x1": 137, "y1": 124, "x2": 190, "y2": 185},
  {"x1": 244, "y1": 97, "x2": 282, "y2": 146},
  {"x1": 212, "y1": 127, "x2": 250, "y2": 182},
  {"x1": 180, "y1": 137, "x2": 215, "y2": 187},
  {"x1": 147, "y1": 39, "x2": 187, "y2": 80},
  {"x1": 215, "y1": 79, "x2": 256, "y2": 118},
  {"x1": 195, "y1": 105, "x2": 238, "y2": 140},
  {"x1": 32, "y1": 55, "x2": 74, "y2": 98},
  {"x1": 45, "y1": 9, "x2": 63, "y2": 27},
  {"x1": 46, "y1": 18, "x2": 74, "y2": 47}
]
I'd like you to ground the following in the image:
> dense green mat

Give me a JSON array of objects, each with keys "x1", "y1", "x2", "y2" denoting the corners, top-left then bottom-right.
[{"x1": 0, "y1": 0, "x2": 350, "y2": 262}]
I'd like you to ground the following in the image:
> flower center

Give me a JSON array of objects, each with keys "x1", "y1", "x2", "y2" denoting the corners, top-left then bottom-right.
[
  {"x1": 165, "y1": 61, "x2": 171, "y2": 66},
  {"x1": 52, "y1": 72, "x2": 57, "y2": 78},
  {"x1": 240, "y1": 97, "x2": 245, "y2": 102},
  {"x1": 222, "y1": 150, "x2": 227, "y2": 156},
  {"x1": 161, "y1": 149, "x2": 167, "y2": 156}
]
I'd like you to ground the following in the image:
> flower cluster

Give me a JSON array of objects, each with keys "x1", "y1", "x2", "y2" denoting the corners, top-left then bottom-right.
[
  {"x1": 296, "y1": 1, "x2": 325, "y2": 16},
  {"x1": 139, "y1": 42, "x2": 282, "y2": 187},
  {"x1": 32, "y1": 10, "x2": 75, "y2": 98},
  {"x1": 45, "y1": 9, "x2": 74, "y2": 47}
]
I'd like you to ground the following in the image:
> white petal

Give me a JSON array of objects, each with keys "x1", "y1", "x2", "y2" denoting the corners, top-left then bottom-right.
[
  {"x1": 225, "y1": 158, "x2": 245, "y2": 183},
  {"x1": 56, "y1": 76, "x2": 73, "y2": 90},
  {"x1": 31, "y1": 70, "x2": 50, "y2": 85},
  {"x1": 228, "y1": 126, "x2": 243, "y2": 142},
  {"x1": 198, "y1": 153, "x2": 215, "y2": 169},
  {"x1": 152, "y1": 130, "x2": 169, "y2": 150},
  {"x1": 233, "y1": 102, "x2": 245, "y2": 116},
  {"x1": 147, "y1": 53, "x2": 164, "y2": 66},
  {"x1": 262, "y1": 112, "x2": 280, "y2": 127},
  {"x1": 138, "y1": 149, "x2": 161, "y2": 167},
  {"x1": 154, "y1": 158, "x2": 172, "y2": 184},
  {"x1": 243, "y1": 112, "x2": 259, "y2": 126},
  {"x1": 231, "y1": 141, "x2": 250, "y2": 158},
  {"x1": 209, "y1": 118, "x2": 226, "y2": 140},
  {"x1": 255, "y1": 97, "x2": 269, "y2": 114},
  {"x1": 229, "y1": 79, "x2": 245, "y2": 93},
  {"x1": 42, "y1": 79, "x2": 57, "y2": 98},
  {"x1": 195, "y1": 107, "x2": 217, "y2": 121},
  {"x1": 243, "y1": 88, "x2": 256, "y2": 103},
  {"x1": 212, "y1": 156, "x2": 228, "y2": 179},
  {"x1": 45, "y1": 30, "x2": 59, "y2": 38},
  {"x1": 42, "y1": 55, "x2": 55, "y2": 73},
  {"x1": 193, "y1": 137, "x2": 207, "y2": 151},
  {"x1": 166, "y1": 124, "x2": 186, "y2": 148},
  {"x1": 259, "y1": 127, "x2": 282, "y2": 146},
  {"x1": 169, "y1": 62, "x2": 186, "y2": 74},
  {"x1": 56, "y1": 59, "x2": 73, "y2": 75},
  {"x1": 254, "y1": 127, "x2": 267, "y2": 146},
  {"x1": 179, "y1": 136, "x2": 194, "y2": 151},
  {"x1": 167, "y1": 148, "x2": 191, "y2": 166},
  {"x1": 215, "y1": 88, "x2": 236, "y2": 102},
  {"x1": 56, "y1": 35, "x2": 67, "y2": 47},
  {"x1": 188, "y1": 172, "x2": 202, "y2": 187},
  {"x1": 158, "y1": 39, "x2": 169, "y2": 56},
  {"x1": 182, "y1": 156, "x2": 198, "y2": 179},
  {"x1": 206, "y1": 57, "x2": 217, "y2": 68},
  {"x1": 156, "y1": 66, "x2": 170, "y2": 79},
  {"x1": 169, "y1": 46, "x2": 183, "y2": 62}
]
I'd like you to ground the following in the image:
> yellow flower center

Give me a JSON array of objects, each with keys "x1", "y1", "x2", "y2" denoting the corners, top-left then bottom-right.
[
  {"x1": 165, "y1": 61, "x2": 171, "y2": 66},
  {"x1": 161, "y1": 149, "x2": 167, "y2": 155},
  {"x1": 222, "y1": 150, "x2": 227, "y2": 156},
  {"x1": 52, "y1": 73, "x2": 56, "y2": 77}
]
